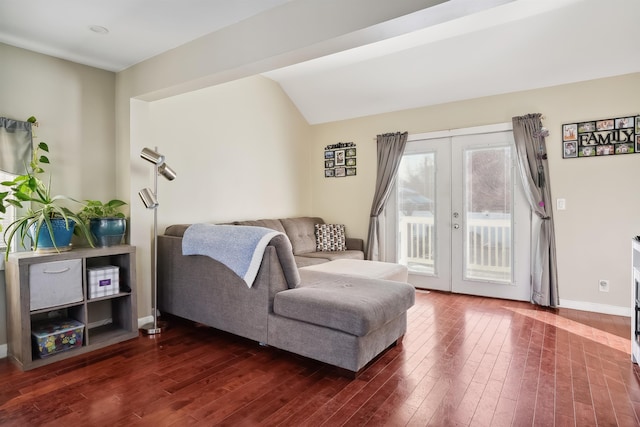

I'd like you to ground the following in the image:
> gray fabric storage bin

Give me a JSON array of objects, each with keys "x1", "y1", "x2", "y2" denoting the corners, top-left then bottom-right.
[{"x1": 29, "y1": 259, "x2": 83, "y2": 310}]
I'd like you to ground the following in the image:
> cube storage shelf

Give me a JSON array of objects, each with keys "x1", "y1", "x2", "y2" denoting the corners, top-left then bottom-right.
[{"x1": 5, "y1": 245, "x2": 137, "y2": 370}]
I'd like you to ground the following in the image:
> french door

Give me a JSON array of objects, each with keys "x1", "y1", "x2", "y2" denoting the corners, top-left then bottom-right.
[{"x1": 386, "y1": 124, "x2": 531, "y2": 301}]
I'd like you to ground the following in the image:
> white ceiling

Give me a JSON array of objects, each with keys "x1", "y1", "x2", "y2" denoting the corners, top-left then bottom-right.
[
  {"x1": 266, "y1": 0, "x2": 640, "y2": 123},
  {"x1": 1, "y1": 0, "x2": 639, "y2": 124},
  {"x1": 0, "y1": 0, "x2": 291, "y2": 71}
]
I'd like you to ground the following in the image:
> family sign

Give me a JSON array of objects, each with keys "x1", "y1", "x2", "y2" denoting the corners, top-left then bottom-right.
[{"x1": 562, "y1": 116, "x2": 640, "y2": 158}]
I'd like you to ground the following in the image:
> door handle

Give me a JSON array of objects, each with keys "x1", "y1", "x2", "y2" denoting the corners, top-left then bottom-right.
[{"x1": 453, "y1": 224, "x2": 460, "y2": 229}]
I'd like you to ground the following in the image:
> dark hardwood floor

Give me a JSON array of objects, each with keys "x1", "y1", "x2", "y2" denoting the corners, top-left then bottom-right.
[{"x1": 0, "y1": 290, "x2": 638, "y2": 426}]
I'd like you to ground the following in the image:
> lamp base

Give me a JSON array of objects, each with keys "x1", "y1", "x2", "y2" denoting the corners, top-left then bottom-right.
[{"x1": 140, "y1": 320, "x2": 168, "y2": 335}]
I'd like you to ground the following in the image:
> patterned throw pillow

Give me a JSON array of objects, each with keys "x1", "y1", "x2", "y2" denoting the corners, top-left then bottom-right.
[{"x1": 315, "y1": 224, "x2": 347, "y2": 252}]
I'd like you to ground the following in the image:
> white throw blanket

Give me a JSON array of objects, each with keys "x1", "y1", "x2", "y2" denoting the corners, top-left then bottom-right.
[{"x1": 182, "y1": 224, "x2": 281, "y2": 287}]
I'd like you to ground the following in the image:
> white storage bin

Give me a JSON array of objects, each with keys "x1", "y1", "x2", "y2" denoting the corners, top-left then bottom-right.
[{"x1": 29, "y1": 259, "x2": 83, "y2": 311}]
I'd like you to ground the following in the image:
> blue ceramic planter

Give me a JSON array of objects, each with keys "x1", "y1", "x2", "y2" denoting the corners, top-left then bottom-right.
[
  {"x1": 90, "y1": 218, "x2": 126, "y2": 247},
  {"x1": 28, "y1": 218, "x2": 75, "y2": 251}
]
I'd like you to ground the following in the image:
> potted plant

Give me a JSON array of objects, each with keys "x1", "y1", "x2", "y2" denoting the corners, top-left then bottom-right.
[
  {"x1": 77, "y1": 199, "x2": 127, "y2": 247},
  {"x1": 0, "y1": 140, "x2": 93, "y2": 259}
]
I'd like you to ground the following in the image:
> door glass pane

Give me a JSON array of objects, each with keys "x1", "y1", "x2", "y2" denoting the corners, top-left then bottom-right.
[
  {"x1": 397, "y1": 153, "x2": 436, "y2": 275},
  {"x1": 463, "y1": 147, "x2": 513, "y2": 283}
]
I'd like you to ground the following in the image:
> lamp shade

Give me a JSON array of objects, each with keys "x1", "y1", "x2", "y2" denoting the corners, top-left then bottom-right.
[
  {"x1": 158, "y1": 163, "x2": 177, "y2": 181},
  {"x1": 140, "y1": 147, "x2": 165, "y2": 165},
  {"x1": 138, "y1": 187, "x2": 158, "y2": 209}
]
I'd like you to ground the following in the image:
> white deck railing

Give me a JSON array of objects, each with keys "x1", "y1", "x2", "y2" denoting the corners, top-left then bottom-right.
[
  {"x1": 399, "y1": 216, "x2": 435, "y2": 271},
  {"x1": 399, "y1": 215, "x2": 511, "y2": 279}
]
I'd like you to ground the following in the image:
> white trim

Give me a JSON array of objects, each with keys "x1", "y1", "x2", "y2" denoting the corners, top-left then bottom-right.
[
  {"x1": 138, "y1": 315, "x2": 154, "y2": 328},
  {"x1": 408, "y1": 122, "x2": 513, "y2": 142},
  {"x1": 2, "y1": 304, "x2": 627, "y2": 361},
  {"x1": 559, "y1": 299, "x2": 631, "y2": 317}
]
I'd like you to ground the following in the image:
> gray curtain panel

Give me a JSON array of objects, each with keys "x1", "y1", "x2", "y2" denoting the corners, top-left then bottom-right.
[
  {"x1": 0, "y1": 117, "x2": 32, "y2": 175},
  {"x1": 366, "y1": 131, "x2": 408, "y2": 261},
  {"x1": 512, "y1": 113, "x2": 559, "y2": 307}
]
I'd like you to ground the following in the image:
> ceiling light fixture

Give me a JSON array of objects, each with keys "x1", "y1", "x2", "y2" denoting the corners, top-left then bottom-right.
[{"x1": 89, "y1": 25, "x2": 109, "y2": 35}]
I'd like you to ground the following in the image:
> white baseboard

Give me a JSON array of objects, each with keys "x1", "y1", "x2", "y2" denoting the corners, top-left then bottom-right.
[
  {"x1": 138, "y1": 315, "x2": 154, "y2": 328},
  {"x1": 559, "y1": 299, "x2": 631, "y2": 317},
  {"x1": 1, "y1": 303, "x2": 629, "y2": 360}
]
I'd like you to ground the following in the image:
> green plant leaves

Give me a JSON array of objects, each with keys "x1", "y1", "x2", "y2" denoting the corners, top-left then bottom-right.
[
  {"x1": 78, "y1": 199, "x2": 127, "y2": 221},
  {"x1": 1, "y1": 139, "x2": 95, "y2": 258}
]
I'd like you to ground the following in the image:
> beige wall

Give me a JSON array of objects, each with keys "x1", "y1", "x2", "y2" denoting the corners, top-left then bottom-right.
[
  {"x1": 115, "y1": 0, "x2": 442, "y2": 324},
  {"x1": 1, "y1": 39, "x2": 637, "y2": 351},
  {"x1": 147, "y1": 75, "x2": 312, "y2": 225},
  {"x1": 0, "y1": 43, "x2": 116, "y2": 348},
  {"x1": 0, "y1": 43, "x2": 116, "y2": 199},
  {"x1": 310, "y1": 72, "x2": 640, "y2": 313},
  {"x1": 128, "y1": 76, "x2": 312, "y2": 323}
]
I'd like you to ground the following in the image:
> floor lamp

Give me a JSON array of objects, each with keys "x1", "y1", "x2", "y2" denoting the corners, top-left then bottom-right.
[{"x1": 138, "y1": 147, "x2": 176, "y2": 335}]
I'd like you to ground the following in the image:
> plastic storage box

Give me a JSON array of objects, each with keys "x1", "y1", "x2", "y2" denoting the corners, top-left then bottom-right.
[
  {"x1": 87, "y1": 266, "x2": 120, "y2": 299},
  {"x1": 32, "y1": 318, "x2": 84, "y2": 358}
]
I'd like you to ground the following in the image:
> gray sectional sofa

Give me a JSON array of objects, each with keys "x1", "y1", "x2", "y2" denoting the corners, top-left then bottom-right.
[
  {"x1": 234, "y1": 216, "x2": 366, "y2": 267},
  {"x1": 157, "y1": 216, "x2": 415, "y2": 374}
]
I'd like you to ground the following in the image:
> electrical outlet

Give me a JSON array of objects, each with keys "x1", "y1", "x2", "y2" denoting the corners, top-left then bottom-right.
[{"x1": 598, "y1": 279, "x2": 610, "y2": 292}]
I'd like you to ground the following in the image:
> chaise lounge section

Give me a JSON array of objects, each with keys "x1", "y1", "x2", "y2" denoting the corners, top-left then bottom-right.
[
  {"x1": 271, "y1": 268, "x2": 412, "y2": 372},
  {"x1": 157, "y1": 216, "x2": 414, "y2": 374}
]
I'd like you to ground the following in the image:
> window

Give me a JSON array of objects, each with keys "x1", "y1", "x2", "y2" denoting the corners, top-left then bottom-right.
[{"x1": 0, "y1": 170, "x2": 17, "y2": 267}]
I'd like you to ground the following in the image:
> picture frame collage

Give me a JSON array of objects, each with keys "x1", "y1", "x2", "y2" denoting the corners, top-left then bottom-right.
[
  {"x1": 562, "y1": 115, "x2": 640, "y2": 159},
  {"x1": 324, "y1": 142, "x2": 357, "y2": 177}
]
